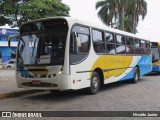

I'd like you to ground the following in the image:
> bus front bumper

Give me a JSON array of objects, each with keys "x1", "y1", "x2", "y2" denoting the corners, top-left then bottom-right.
[{"x1": 16, "y1": 73, "x2": 71, "y2": 91}]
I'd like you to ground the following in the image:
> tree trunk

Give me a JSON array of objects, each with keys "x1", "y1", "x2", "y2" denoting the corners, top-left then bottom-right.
[{"x1": 121, "y1": 6, "x2": 124, "y2": 31}]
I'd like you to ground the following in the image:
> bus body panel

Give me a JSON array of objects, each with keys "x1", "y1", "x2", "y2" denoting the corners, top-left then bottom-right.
[
  {"x1": 12, "y1": 17, "x2": 152, "y2": 92},
  {"x1": 152, "y1": 65, "x2": 160, "y2": 72},
  {"x1": 70, "y1": 54, "x2": 151, "y2": 90},
  {"x1": 137, "y1": 55, "x2": 152, "y2": 76},
  {"x1": 16, "y1": 73, "x2": 71, "y2": 90},
  {"x1": 70, "y1": 65, "x2": 90, "y2": 90},
  {"x1": 62, "y1": 19, "x2": 77, "y2": 75},
  {"x1": 152, "y1": 59, "x2": 160, "y2": 72}
]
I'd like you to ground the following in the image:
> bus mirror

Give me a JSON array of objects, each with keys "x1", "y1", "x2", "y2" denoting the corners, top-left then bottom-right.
[
  {"x1": 76, "y1": 37, "x2": 81, "y2": 47},
  {"x1": 8, "y1": 34, "x2": 19, "y2": 54}
]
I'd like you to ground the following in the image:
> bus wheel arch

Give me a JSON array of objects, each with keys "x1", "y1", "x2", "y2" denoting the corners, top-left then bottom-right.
[
  {"x1": 93, "y1": 68, "x2": 104, "y2": 85},
  {"x1": 88, "y1": 68, "x2": 104, "y2": 95}
]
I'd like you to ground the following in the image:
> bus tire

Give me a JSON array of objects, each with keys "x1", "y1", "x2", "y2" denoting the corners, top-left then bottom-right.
[
  {"x1": 131, "y1": 67, "x2": 139, "y2": 83},
  {"x1": 88, "y1": 72, "x2": 101, "y2": 95}
]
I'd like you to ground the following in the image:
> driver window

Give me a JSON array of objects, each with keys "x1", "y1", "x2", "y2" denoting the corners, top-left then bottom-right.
[{"x1": 70, "y1": 25, "x2": 90, "y2": 64}]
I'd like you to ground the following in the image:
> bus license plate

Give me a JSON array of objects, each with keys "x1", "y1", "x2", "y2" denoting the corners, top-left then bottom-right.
[{"x1": 32, "y1": 80, "x2": 41, "y2": 85}]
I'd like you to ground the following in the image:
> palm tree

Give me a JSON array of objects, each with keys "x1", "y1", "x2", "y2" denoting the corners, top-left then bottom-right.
[
  {"x1": 96, "y1": 0, "x2": 129, "y2": 29},
  {"x1": 120, "y1": 0, "x2": 147, "y2": 33},
  {"x1": 96, "y1": 0, "x2": 147, "y2": 33},
  {"x1": 131, "y1": 0, "x2": 147, "y2": 33},
  {"x1": 95, "y1": 0, "x2": 118, "y2": 28},
  {"x1": 116, "y1": 0, "x2": 129, "y2": 30}
]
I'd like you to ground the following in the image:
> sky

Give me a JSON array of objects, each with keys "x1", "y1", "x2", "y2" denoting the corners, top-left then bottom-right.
[{"x1": 62, "y1": 0, "x2": 160, "y2": 40}]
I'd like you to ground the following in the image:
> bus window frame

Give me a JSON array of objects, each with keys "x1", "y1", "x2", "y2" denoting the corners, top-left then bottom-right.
[
  {"x1": 92, "y1": 28, "x2": 106, "y2": 55},
  {"x1": 69, "y1": 24, "x2": 91, "y2": 65},
  {"x1": 105, "y1": 31, "x2": 116, "y2": 55},
  {"x1": 115, "y1": 33, "x2": 126, "y2": 55},
  {"x1": 125, "y1": 36, "x2": 135, "y2": 55},
  {"x1": 134, "y1": 38, "x2": 142, "y2": 55}
]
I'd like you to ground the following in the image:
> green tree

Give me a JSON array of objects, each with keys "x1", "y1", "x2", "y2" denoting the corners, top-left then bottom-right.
[
  {"x1": 96, "y1": 0, "x2": 118, "y2": 28},
  {"x1": 0, "y1": 16, "x2": 12, "y2": 26},
  {"x1": 117, "y1": 0, "x2": 129, "y2": 30},
  {"x1": 129, "y1": 0, "x2": 147, "y2": 33},
  {"x1": 96, "y1": 0, "x2": 147, "y2": 33},
  {"x1": 0, "y1": 0, "x2": 70, "y2": 27}
]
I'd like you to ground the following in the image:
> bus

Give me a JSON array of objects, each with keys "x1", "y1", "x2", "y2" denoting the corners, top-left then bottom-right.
[
  {"x1": 150, "y1": 40, "x2": 160, "y2": 72},
  {"x1": 8, "y1": 17, "x2": 152, "y2": 94}
]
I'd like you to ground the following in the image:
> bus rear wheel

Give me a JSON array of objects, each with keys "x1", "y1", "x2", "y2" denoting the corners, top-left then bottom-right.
[
  {"x1": 88, "y1": 72, "x2": 100, "y2": 95},
  {"x1": 131, "y1": 67, "x2": 139, "y2": 83}
]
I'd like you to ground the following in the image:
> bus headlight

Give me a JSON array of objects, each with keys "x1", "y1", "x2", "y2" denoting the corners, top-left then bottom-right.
[{"x1": 57, "y1": 71, "x2": 62, "y2": 75}]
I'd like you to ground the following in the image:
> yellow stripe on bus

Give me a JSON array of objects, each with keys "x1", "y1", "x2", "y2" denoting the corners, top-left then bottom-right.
[
  {"x1": 91, "y1": 55, "x2": 133, "y2": 78},
  {"x1": 152, "y1": 59, "x2": 160, "y2": 66}
]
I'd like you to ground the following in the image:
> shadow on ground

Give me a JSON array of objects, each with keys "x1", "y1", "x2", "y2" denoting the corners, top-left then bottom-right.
[
  {"x1": 145, "y1": 72, "x2": 160, "y2": 76},
  {"x1": 23, "y1": 78, "x2": 146, "y2": 102}
]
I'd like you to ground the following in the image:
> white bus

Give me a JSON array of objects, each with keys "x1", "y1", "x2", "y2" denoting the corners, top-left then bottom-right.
[{"x1": 8, "y1": 17, "x2": 152, "y2": 94}]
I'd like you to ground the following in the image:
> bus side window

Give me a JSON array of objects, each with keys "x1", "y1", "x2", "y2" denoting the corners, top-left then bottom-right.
[
  {"x1": 140, "y1": 40, "x2": 148, "y2": 55},
  {"x1": 134, "y1": 39, "x2": 141, "y2": 55},
  {"x1": 92, "y1": 30, "x2": 105, "y2": 53},
  {"x1": 77, "y1": 34, "x2": 90, "y2": 53},
  {"x1": 146, "y1": 41, "x2": 151, "y2": 55},
  {"x1": 70, "y1": 32, "x2": 89, "y2": 54},
  {"x1": 115, "y1": 34, "x2": 126, "y2": 54},
  {"x1": 70, "y1": 26, "x2": 90, "y2": 64},
  {"x1": 126, "y1": 37, "x2": 134, "y2": 55},
  {"x1": 105, "y1": 32, "x2": 116, "y2": 54}
]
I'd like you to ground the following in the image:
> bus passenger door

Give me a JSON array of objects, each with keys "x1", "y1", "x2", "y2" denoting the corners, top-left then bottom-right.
[{"x1": 69, "y1": 26, "x2": 91, "y2": 89}]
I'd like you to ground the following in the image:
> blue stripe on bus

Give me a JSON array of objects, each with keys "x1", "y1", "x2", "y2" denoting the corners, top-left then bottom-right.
[
  {"x1": 119, "y1": 68, "x2": 134, "y2": 81},
  {"x1": 137, "y1": 56, "x2": 152, "y2": 76},
  {"x1": 152, "y1": 65, "x2": 160, "y2": 72},
  {"x1": 120, "y1": 56, "x2": 151, "y2": 81}
]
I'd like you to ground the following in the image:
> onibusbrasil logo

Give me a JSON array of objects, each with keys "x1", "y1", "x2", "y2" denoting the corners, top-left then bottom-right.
[{"x1": 2, "y1": 112, "x2": 42, "y2": 118}]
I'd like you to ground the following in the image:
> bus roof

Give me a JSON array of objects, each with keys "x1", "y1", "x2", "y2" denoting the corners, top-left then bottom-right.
[
  {"x1": 149, "y1": 39, "x2": 160, "y2": 43},
  {"x1": 21, "y1": 16, "x2": 149, "y2": 41}
]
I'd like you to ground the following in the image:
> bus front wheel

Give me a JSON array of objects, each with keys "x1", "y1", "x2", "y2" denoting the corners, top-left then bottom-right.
[
  {"x1": 88, "y1": 72, "x2": 100, "y2": 95},
  {"x1": 131, "y1": 67, "x2": 140, "y2": 83}
]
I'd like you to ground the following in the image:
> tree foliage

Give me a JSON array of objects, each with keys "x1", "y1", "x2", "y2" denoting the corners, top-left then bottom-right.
[
  {"x1": 0, "y1": 16, "x2": 12, "y2": 26},
  {"x1": 0, "y1": 0, "x2": 70, "y2": 27},
  {"x1": 96, "y1": 0, "x2": 147, "y2": 33}
]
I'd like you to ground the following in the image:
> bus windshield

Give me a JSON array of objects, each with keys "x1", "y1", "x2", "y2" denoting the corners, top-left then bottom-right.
[
  {"x1": 151, "y1": 48, "x2": 160, "y2": 62},
  {"x1": 151, "y1": 42, "x2": 160, "y2": 62},
  {"x1": 18, "y1": 19, "x2": 68, "y2": 66}
]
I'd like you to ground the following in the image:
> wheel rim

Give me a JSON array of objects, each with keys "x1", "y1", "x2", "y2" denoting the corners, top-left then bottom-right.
[{"x1": 92, "y1": 76, "x2": 99, "y2": 89}]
